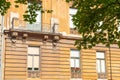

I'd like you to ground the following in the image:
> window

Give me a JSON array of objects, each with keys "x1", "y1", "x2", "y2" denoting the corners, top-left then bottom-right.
[
  {"x1": 96, "y1": 52, "x2": 106, "y2": 79},
  {"x1": 27, "y1": 46, "x2": 40, "y2": 78},
  {"x1": 27, "y1": 1, "x2": 42, "y2": 31},
  {"x1": 70, "y1": 49, "x2": 81, "y2": 78},
  {"x1": 69, "y1": 8, "x2": 77, "y2": 29}
]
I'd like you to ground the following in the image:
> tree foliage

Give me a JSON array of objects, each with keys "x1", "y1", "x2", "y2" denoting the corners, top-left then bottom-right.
[
  {"x1": 66, "y1": 0, "x2": 120, "y2": 49},
  {"x1": 0, "y1": 0, "x2": 42, "y2": 23},
  {"x1": 0, "y1": 0, "x2": 52, "y2": 24},
  {"x1": 0, "y1": 0, "x2": 11, "y2": 15},
  {"x1": 23, "y1": 2, "x2": 42, "y2": 24}
]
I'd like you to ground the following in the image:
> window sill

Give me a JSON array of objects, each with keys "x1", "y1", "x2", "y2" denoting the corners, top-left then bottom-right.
[
  {"x1": 98, "y1": 79, "x2": 107, "y2": 80},
  {"x1": 71, "y1": 78, "x2": 82, "y2": 80},
  {"x1": 28, "y1": 70, "x2": 39, "y2": 72}
]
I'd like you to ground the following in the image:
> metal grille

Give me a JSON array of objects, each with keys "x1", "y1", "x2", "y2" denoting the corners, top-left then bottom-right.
[{"x1": 28, "y1": 71, "x2": 40, "y2": 78}]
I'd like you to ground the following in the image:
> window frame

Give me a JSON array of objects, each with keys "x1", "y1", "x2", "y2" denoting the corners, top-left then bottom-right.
[
  {"x1": 69, "y1": 8, "x2": 77, "y2": 29},
  {"x1": 70, "y1": 49, "x2": 81, "y2": 79},
  {"x1": 96, "y1": 51, "x2": 106, "y2": 79},
  {"x1": 27, "y1": 1, "x2": 42, "y2": 31},
  {"x1": 27, "y1": 46, "x2": 40, "y2": 71}
]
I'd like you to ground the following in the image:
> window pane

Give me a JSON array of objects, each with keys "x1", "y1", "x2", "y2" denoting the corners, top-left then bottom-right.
[
  {"x1": 70, "y1": 15, "x2": 75, "y2": 28},
  {"x1": 28, "y1": 67, "x2": 32, "y2": 70},
  {"x1": 101, "y1": 60, "x2": 105, "y2": 73},
  {"x1": 70, "y1": 50, "x2": 80, "y2": 57},
  {"x1": 70, "y1": 59, "x2": 75, "y2": 67},
  {"x1": 36, "y1": 11, "x2": 41, "y2": 23},
  {"x1": 96, "y1": 52, "x2": 105, "y2": 58},
  {"x1": 28, "y1": 46, "x2": 39, "y2": 55},
  {"x1": 28, "y1": 56, "x2": 32, "y2": 67},
  {"x1": 69, "y1": 8, "x2": 77, "y2": 28},
  {"x1": 34, "y1": 56, "x2": 39, "y2": 68},
  {"x1": 34, "y1": 68, "x2": 39, "y2": 70},
  {"x1": 97, "y1": 60, "x2": 101, "y2": 73},
  {"x1": 75, "y1": 59, "x2": 80, "y2": 68},
  {"x1": 69, "y1": 8, "x2": 77, "y2": 15}
]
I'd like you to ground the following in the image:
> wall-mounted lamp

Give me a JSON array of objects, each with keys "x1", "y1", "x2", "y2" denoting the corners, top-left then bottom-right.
[
  {"x1": 43, "y1": 35, "x2": 49, "y2": 44},
  {"x1": 52, "y1": 35, "x2": 60, "y2": 48},
  {"x1": 53, "y1": 35, "x2": 60, "y2": 41},
  {"x1": 22, "y1": 33, "x2": 28, "y2": 42},
  {"x1": 11, "y1": 32, "x2": 18, "y2": 43}
]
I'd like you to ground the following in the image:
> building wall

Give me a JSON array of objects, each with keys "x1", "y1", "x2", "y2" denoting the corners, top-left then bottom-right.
[
  {"x1": 4, "y1": 34, "x2": 71, "y2": 80},
  {"x1": 4, "y1": 0, "x2": 70, "y2": 34},
  {"x1": 4, "y1": 38, "x2": 27, "y2": 80},
  {"x1": 0, "y1": 14, "x2": 2, "y2": 80},
  {"x1": 4, "y1": 0, "x2": 26, "y2": 29},
  {"x1": 94, "y1": 46, "x2": 120, "y2": 80},
  {"x1": 2, "y1": 0, "x2": 120, "y2": 80},
  {"x1": 4, "y1": 33, "x2": 120, "y2": 80},
  {"x1": 42, "y1": 0, "x2": 70, "y2": 33}
]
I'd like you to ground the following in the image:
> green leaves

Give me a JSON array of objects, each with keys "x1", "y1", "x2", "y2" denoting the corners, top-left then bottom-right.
[
  {"x1": 14, "y1": 0, "x2": 27, "y2": 4},
  {"x1": 0, "y1": 0, "x2": 52, "y2": 24},
  {"x1": 14, "y1": 0, "x2": 27, "y2": 8},
  {"x1": 0, "y1": 0, "x2": 11, "y2": 15},
  {"x1": 68, "y1": 0, "x2": 120, "y2": 49},
  {"x1": 23, "y1": 2, "x2": 42, "y2": 24}
]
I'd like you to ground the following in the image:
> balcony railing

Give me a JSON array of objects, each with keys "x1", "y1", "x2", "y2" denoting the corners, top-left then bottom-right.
[
  {"x1": 12, "y1": 19, "x2": 58, "y2": 33},
  {"x1": 28, "y1": 71, "x2": 40, "y2": 78},
  {"x1": 98, "y1": 73, "x2": 106, "y2": 79},
  {"x1": 70, "y1": 28, "x2": 79, "y2": 34},
  {"x1": 71, "y1": 68, "x2": 81, "y2": 78}
]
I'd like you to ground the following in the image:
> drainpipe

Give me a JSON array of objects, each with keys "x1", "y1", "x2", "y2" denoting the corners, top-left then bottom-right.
[
  {"x1": 108, "y1": 31, "x2": 112, "y2": 80},
  {"x1": 1, "y1": 15, "x2": 5, "y2": 80},
  {"x1": 109, "y1": 46, "x2": 112, "y2": 80}
]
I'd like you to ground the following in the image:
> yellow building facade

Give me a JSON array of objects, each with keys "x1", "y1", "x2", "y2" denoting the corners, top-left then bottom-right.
[{"x1": 1, "y1": 0, "x2": 120, "y2": 80}]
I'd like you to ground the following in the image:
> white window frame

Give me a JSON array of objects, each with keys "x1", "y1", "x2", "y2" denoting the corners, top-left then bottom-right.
[
  {"x1": 70, "y1": 49, "x2": 81, "y2": 79},
  {"x1": 69, "y1": 8, "x2": 77, "y2": 29},
  {"x1": 27, "y1": 46, "x2": 40, "y2": 71},
  {"x1": 96, "y1": 51, "x2": 106, "y2": 79}
]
